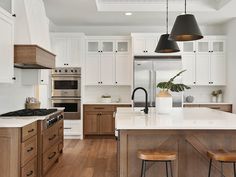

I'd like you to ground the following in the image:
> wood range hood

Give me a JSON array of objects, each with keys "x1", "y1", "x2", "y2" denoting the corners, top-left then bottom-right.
[{"x1": 14, "y1": 45, "x2": 56, "y2": 69}]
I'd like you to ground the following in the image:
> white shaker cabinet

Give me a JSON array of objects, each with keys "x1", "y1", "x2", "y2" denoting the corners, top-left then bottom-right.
[
  {"x1": 51, "y1": 33, "x2": 85, "y2": 67},
  {"x1": 182, "y1": 54, "x2": 196, "y2": 85},
  {"x1": 115, "y1": 54, "x2": 131, "y2": 85},
  {"x1": 0, "y1": 10, "x2": 14, "y2": 83},
  {"x1": 210, "y1": 54, "x2": 226, "y2": 85},
  {"x1": 21, "y1": 69, "x2": 49, "y2": 85},
  {"x1": 85, "y1": 37, "x2": 132, "y2": 86},
  {"x1": 195, "y1": 53, "x2": 211, "y2": 85},
  {"x1": 133, "y1": 38, "x2": 157, "y2": 55}
]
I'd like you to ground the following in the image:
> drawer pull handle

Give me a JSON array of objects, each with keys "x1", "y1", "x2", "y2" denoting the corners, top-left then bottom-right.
[
  {"x1": 48, "y1": 134, "x2": 57, "y2": 141},
  {"x1": 26, "y1": 170, "x2": 33, "y2": 176},
  {"x1": 64, "y1": 128, "x2": 72, "y2": 130},
  {"x1": 48, "y1": 152, "x2": 56, "y2": 159},
  {"x1": 211, "y1": 107, "x2": 221, "y2": 110},
  {"x1": 28, "y1": 129, "x2": 34, "y2": 133},
  {"x1": 27, "y1": 147, "x2": 34, "y2": 152},
  {"x1": 94, "y1": 107, "x2": 104, "y2": 110}
]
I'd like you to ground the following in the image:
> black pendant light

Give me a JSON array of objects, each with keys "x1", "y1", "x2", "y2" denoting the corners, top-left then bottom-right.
[
  {"x1": 155, "y1": 0, "x2": 180, "y2": 53},
  {"x1": 169, "y1": 0, "x2": 203, "y2": 41}
]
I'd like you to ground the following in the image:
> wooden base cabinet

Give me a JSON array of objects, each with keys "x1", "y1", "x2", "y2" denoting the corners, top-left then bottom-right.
[
  {"x1": 0, "y1": 121, "x2": 37, "y2": 177},
  {"x1": 83, "y1": 104, "x2": 131, "y2": 138},
  {"x1": 184, "y1": 104, "x2": 232, "y2": 113}
]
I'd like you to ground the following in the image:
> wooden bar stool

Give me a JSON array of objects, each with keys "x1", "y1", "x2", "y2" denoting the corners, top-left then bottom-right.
[
  {"x1": 137, "y1": 149, "x2": 177, "y2": 177},
  {"x1": 207, "y1": 150, "x2": 236, "y2": 177}
]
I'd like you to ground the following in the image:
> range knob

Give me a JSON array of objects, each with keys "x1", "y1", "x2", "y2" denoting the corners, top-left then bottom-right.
[
  {"x1": 59, "y1": 70, "x2": 61, "y2": 73},
  {"x1": 55, "y1": 70, "x2": 57, "y2": 73},
  {"x1": 71, "y1": 70, "x2": 74, "y2": 73},
  {"x1": 75, "y1": 70, "x2": 77, "y2": 72},
  {"x1": 65, "y1": 69, "x2": 68, "y2": 72}
]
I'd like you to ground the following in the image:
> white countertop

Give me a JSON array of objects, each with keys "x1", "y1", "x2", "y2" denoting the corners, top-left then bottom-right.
[
  {"x1": 0, "y1": 108, "x2": 64, "y2": 128},
  {"x1": 115, "y1": 107, "x2": 236, "y2": 130},
  {"x1": 183, "y1": 102, "x2": 232, "y2": 105},
  {"x1": 83, "y1": 102, "x2": 132, "y2": 105}
]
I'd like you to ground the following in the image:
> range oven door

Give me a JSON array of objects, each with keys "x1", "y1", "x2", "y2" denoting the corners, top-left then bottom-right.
[
  {"x1": 52, "y1": 98, "x2": 81, "y2": 120},
  {"x1": 52, "y1": 76, "x2": 81, "y2": 97}
]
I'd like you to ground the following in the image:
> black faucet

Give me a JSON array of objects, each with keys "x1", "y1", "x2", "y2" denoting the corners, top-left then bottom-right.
[{"x1": 131, "y1": 87, "x2": 149, "y2": 114}]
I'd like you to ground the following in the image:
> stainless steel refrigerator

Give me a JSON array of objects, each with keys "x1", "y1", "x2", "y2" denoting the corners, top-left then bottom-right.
[{"x1": 133, "y1": 56, "x2": 183, "y2": 107}]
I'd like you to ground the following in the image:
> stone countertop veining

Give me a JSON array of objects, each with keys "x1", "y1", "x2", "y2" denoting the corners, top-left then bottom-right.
[
  {"x1": 115, "y1": 107, "x2": 236, "y2": 130},
  {"x1": 0, "y1": 108, "x2": 64, "y2": 128}
]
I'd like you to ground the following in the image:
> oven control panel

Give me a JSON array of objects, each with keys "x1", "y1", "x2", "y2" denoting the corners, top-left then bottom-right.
[{"x1": 52, "y1": 67, "x2": 81, "y2": 75}]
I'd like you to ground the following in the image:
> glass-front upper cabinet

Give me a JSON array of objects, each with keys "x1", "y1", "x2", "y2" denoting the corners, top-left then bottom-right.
[
  {"x1": 102, "y1": 41, "x2": 114, "y2": 53},
  {"x1": 0, "y1": 0, "x2": 13, "y2": 14},
  {"x1": 212, "y1": 40, "x2": 225, "y2": 53},
  {"x1": 197, "y1": 41, "x2": 210, "y2": 53},
  {"x1": 87, "y1": 41, "x2": 99, "y2": 53},
  {"x1": 116, "y1": 41, "x2": 129, "y2": 53},
  {"x1": 182, "y1": 42, "x2": 196, "y2": 53}
]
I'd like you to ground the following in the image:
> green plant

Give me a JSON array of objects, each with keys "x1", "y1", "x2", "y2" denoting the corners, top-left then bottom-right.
[
  {"x1": 217, "y1": 90, "x2": 223, "y2": 95},
  {"x1": 157, "y1": 70, "x2": 191, "y2": 92},
  {"x1": 211, "y1": 91, "x2": 218, "y2": 97}
]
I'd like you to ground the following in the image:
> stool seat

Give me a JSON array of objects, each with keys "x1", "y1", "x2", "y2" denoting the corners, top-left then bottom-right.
[
  {"x1": 137, "y1": 149, "x2": 177, "y2": 161},
  {"x1": 207, "y1": 150, "x2": 236, "y2": 162}
]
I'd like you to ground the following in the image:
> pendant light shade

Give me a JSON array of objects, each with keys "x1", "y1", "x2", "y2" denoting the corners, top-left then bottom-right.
[
  {"x1": 155, "y1": 0, "x2": 180, "y2": 53},
  {"x1": 155, "y1": 34, "x2": 180, "y2": 53},
  {"x1": 169, "y1": 0, "x2": 203, "y2": 41}
]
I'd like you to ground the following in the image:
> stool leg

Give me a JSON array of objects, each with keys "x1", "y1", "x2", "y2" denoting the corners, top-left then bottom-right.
[
  {"x1": 169, "y1": 161, "x2": 173, "y2": 177},
  {"x1": 208, "y1": 159, "x2": 212, "y2": 177},
  {"x1": 221, "y1": 162, "x2": 224, "y2": 177},
  {"x1": 166, "y1": 162, "x2": 169, "y2": 177},
  {"x1": 141, "y1": 160, "x2": 146, "y2": 177},
  {"x1": 233, "y1": 162, "x2": 236, "y2": 177}
]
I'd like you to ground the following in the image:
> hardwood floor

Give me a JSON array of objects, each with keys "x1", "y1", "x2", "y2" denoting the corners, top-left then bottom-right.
[{"x1": 45, "y1": 139, "x2": 117, "y2": 177}]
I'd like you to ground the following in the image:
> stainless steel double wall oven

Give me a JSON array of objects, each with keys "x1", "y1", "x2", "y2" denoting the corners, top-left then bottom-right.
[{"x1": 51, "y1": 68, "x2": 81, "y2": 120}]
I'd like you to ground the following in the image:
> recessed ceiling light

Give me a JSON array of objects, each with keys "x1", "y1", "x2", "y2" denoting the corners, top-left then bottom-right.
[{"x1": 125, "y1": 12, "x2": 132, "y2": 16}]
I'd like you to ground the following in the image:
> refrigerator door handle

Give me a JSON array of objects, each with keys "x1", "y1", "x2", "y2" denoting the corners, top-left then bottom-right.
[{"x1": 149, "y1": 70, "x2": 153, "y2": 107}]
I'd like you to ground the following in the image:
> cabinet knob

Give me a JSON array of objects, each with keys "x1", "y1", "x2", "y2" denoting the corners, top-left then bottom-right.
[
  {"x1": 12, "y1": 77, "x2": 16, "y2": 80},
  {"x1": 12, "y1": 14, "x2": 16, "y2": 17},
  {"x1": 116, "y1": 51, "x2": 118, "y2": 53},
  {"x1": 116, "y1": 82, "x2": 118, "y2": 84},
  {"x1": 193, "y1": 82, "x2": 196, "y2": 84},
  {"x1": 41, "y1": 80, "x2": 44, "y2": 82}
]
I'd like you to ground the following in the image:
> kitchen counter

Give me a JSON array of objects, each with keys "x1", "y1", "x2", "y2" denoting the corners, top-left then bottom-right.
[
  {"x1": 183, "y1": 102, "x2": 232, "y2": 105},
  {"x1": 116, "y1": 107, "x2": 236, "y2": 130},
  {"x1": 117, "y1": 108, "x2": 236, "y2": 177},
  {"x1": 83, "y1": 102, "x2": 132, "y2": 105},
  {"x1": 0, "y1": 108, "x2": 64, "y2": 128}
]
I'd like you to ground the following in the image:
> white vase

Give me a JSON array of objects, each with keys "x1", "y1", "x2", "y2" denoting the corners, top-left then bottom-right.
[
  {"x1": 217, "y1": 94, "x2": 223, "y2": 103},
  {"x1": 156, "y1": 91, "x2": 173, "y2": 114},
  {"x1": 211, "y1": 96, "x2": 217, "y2": 103}
]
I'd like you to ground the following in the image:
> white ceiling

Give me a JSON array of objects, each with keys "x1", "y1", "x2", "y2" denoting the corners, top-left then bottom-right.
[{"x1": 44, "y1": 0, "x2": 236, "y2": 26}]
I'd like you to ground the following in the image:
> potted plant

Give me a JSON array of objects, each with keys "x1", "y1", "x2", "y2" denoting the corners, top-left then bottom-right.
[
  {"x1": 211, "y1": 91, "x2": 218, "y2": 103},
  {"x1": 156, "y1": 70, "x2": 190, "y2": 114}
]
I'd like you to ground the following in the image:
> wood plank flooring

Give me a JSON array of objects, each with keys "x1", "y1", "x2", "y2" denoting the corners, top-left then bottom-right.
[{"x1": 45, "y1": 139, "x2": 117, "y2": 177}]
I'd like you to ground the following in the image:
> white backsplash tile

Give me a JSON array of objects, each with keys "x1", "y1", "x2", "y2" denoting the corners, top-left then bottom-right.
[{"x1": 184, "y1": 86, "x2": 226, "y2": 103}]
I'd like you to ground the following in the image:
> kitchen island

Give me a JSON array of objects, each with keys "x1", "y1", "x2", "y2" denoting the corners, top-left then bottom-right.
[{"x1": 116, "y1": 108, "x2": 236, "y2": 177}]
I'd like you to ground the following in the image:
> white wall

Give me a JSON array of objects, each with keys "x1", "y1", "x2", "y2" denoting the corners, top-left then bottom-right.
[
  {"x1": 0, "y1": 68, "x2": 35, "y2": 114},
  {"x1": 224, "y1": 18, "x2": 236, "y2": 113},
  {"x1": 50, "y1": 24, "x2": 226, "y2": 36},
  {"x1": 83, "y1": 86, "x2": 131, "y2": 103}
]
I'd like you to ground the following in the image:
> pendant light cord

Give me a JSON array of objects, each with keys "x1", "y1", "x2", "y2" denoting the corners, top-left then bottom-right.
[
  {"x1": 185, "y1": 0, "x2": 187, "y2": 14},
  {"x1": 166, "y1": 0, "x2": 168, "y2": 34}
]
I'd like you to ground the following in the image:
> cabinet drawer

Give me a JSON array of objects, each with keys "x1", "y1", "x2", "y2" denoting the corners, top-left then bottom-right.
[
  {"x1": 58, "y1": 141, "x2": 63, "y2": 153},
  {"x1": 201, "y1": 104, "x2": 232, "y2": 113},
  {"x1": 21, "y1": 135, "x2": 37, "y2": 167},
  {"x1": 43, "y1": 143, "x2": 59, "y2": 175},
  {"x1": 58, "y1": 120, "x2": 64, "y2": 138},
  {"x1": 43, "y1": 124, "x2": 59, "y2": 153},
  {"x1": 22, "y1": 122, "x2": 37, "y2": 142},
  {"x1": 84, "y1": 105, "x2": 115, "y2": 112},
  {"x1": 21, "y1": 157, "x2": 37, "y2": 177}
]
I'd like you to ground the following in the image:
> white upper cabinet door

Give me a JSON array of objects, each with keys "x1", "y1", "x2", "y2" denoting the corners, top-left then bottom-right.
[
  {"x1": 115, "y1": 54, "x2": 131, "y2": 85},
  {"x1": 100, "y1": 53, "x2": 115, "y2": 85},
  {"x1": 182, "y1": 41, "x2": 196, "y2": 53},
  {"x1": 40, "y1": 70, "x2": 49, "y2": 85},
  {"x1": 211, "y1": 40, "x2": 225, "y2": 54},
  {"x1": 68, "y1": 38, "x2": 81, "y2": 67},
  {"x1": 197, "y1": 40, "x2": 210, "y2": 53},
  {"x1": 87, "y1": 40, "x2": 100, "y2": 53},
  {"x1": 182, "y1": 54, "x2": 196, "y2": 86},
  {"x1": 52, "y1": 38, "x2": 69, "y2": 67},
  {"x1": 116, "y1": 40, "x2": 129, "y2": 54},
  {"x1": 133, "y1": 38, "x2": 146, "y2": 55},
  {"x1": 146, "y1": 38, "x2": 158, "y2": 54},
  {"x1": 101, "y1": 40, "x2": 114, "y2": 53},
  {"x1": 85, "y1": 54, "x2": 100, "y2": 85},
  {"x1": 210, "y1": 54, "x2": 226, "y2": 85},
  {"x1": 0, "y1": 12, "x2": 14, "y2": 83},
  {"x1": 195, "y1": 53, "x2": 210, "y2": 85}
]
